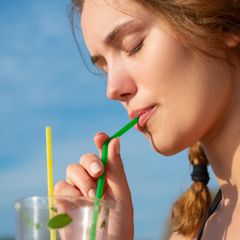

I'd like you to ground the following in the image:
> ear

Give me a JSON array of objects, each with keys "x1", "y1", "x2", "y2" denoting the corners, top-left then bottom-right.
[{"x1": 224, "y1": 33, "x2": 240, "y2": 48}]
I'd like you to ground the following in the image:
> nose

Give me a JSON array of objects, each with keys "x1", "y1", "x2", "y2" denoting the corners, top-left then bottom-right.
[{"x1": 106, "y1": 63, "x2": 137, "y2": 102}]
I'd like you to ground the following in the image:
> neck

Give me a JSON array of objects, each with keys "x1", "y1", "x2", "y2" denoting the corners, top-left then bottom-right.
[{"x1": 201, "y1": 73, "x2": 240, "y2": 204}]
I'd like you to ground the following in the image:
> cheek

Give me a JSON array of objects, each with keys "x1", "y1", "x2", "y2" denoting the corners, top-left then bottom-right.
[
  {"x1": 146, "y1": 108, "x2": 203, "y2": 155},
  {"x1": 143, "y1": 55, "x2": 233, "y2": 154},
  {"x1": 150, "y1": 73, "x2": 232, "y2": 156},
  {"x1": 133, "y1": 29, "x2": 194, "y2": 96},
  {"x1": 125, "y1": 27, "x2": 233, "y2": 155}
]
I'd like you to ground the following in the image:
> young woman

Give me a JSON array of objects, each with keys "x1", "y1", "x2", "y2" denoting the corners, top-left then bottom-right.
[{"x1": 54, "y1": 0, "x2": 240, "y2": 239}]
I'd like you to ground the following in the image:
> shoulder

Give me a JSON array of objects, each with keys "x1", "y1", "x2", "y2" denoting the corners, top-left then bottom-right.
[{"x1": 169, "y1": 232, "x2": 195, "y2": 240}]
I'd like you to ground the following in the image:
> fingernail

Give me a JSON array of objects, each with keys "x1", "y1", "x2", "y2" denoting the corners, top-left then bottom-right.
[
  {"x1": 88, "y1": 188, "x2": 96, "y2": 198},
  {"x1": 90, "y1": 162, "x2": 102, "y2": 175},
  {"x1": 114, "y1": 138, "x2": 120, "y2": 154}
]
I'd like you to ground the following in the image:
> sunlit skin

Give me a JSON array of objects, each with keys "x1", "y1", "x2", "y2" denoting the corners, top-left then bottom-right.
[
  {"x1": 54, "y1": 0, "x2": 240, "y2": 239},
  {"x1": 81, "y1": 0, "x2": 235, "y2": 156}
]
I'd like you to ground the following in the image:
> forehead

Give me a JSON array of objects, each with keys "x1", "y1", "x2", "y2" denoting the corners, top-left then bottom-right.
[{"x1": 81, "y1": 0, "x2": 154, "y2": 50}]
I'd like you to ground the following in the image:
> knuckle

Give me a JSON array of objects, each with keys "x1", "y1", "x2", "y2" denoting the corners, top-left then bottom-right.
[
  {"x1": 54, "y1": 180, "x2": 67, "y2": 193},
  {"x1": 66, "y1": 163, "x2": 79, "y2": 176},
  {"x1": 80, "y1": 153, "x2": 99, "y2": 165}
]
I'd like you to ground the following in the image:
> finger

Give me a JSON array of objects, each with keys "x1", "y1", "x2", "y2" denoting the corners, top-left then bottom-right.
[
  {"x1": 93, "y1": 132, "x2": 109, "y2": 156},
  {"x1": 66, "y1": 163, "x2": 97, "y2": 198},
  {"x1": 54, "y1": 180, "x2": 83, "y2": 197},
  {"x1": 54, "y1": 180, "x2": 82, "y2": 197},
  {"x1": 54, "y1": 181, "x2": 83, "y2": 210},
  {"x1": 80, "y1": 153, "x2": 104, "y2": 178},
  {"x1": 54, "y1": 181, "x2": 83, "y2": 217},
  {"x1": 105, "y1": 138, "x2": 132, "y2": 202}
]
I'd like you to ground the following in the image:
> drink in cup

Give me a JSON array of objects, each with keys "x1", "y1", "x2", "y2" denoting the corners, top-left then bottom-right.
[{"x1": 15, "y1": 196, "x2": 110, "y2": 240}]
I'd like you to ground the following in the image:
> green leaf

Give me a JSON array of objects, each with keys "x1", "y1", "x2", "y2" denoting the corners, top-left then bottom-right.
[
  {"x1": 50, "y1": 207, "x2": 58, "y2": 213},
  {"x1": 35, "y1": 222, "x2": 41, "y2": 230},
  {"x1": 47, "y1": 213, "x2": 72, "y2": 229},
  {"x1": 100, "y1": 219, "x2": 106, "y2": 228},
  {"x1": 22, "y1": 211, "x2": 41, "y2": 230}
]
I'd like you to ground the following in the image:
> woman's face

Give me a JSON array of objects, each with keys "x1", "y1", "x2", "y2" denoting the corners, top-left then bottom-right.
[{"x1": 81, "y1": 0, "x2": 234, "y2": 155}]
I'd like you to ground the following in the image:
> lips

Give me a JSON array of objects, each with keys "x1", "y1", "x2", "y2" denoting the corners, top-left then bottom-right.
[{"x1": 129, "y1": 105, "x2": 156, "y2": 130}]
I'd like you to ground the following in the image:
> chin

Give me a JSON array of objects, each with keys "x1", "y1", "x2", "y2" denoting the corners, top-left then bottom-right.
[
  {"x1": 147, "y1": 132, "x2": 187, "y2": 156},
  {"x1": 152, "y1": 142, "x2": 182, "y2": 156}
]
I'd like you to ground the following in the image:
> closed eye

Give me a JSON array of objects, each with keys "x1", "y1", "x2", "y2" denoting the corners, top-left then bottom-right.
[{"x1": 124, "y1": 39, "x2": 144, "y2": 56}]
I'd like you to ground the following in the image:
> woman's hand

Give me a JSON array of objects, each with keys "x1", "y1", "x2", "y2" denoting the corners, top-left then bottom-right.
[{"x1": 54, "y1": 132, "x2": 134, "y2": 240}]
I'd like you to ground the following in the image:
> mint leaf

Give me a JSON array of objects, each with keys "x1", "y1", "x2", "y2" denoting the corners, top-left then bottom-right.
[
  {"x1": 47, "y1": 213, "x2": 72, "y2": 229},
  {"x1": 100, "y1": 219, "x2": 106, "y2": 228},
  {"x1": 22, "y1": 211, "x2": 41, "y2": 230},
  {"x1": 50, "y1": 207, "x2": 58, "y2": 213}
]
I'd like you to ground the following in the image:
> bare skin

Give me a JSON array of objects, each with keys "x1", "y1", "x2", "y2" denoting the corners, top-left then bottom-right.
[
  {"x1": 55, "y1": 135, "x2": 134, "y2": 239},
  {"x1": 55, "y1": 0, "x2": 240, "y2": 239}
]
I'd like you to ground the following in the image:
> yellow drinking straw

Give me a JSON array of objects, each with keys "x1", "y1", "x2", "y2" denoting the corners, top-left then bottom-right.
[{"x1": 46, "y1": 127, "x2": 57, "y2": 240}]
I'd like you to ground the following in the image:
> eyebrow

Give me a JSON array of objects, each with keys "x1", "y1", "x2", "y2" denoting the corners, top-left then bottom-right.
[
  {"x1": 104, "y1": 19, "x2": 135, "y2": 44},
  {"x1": 90, "y1": 19, "x2": 137, "y2": 65}
]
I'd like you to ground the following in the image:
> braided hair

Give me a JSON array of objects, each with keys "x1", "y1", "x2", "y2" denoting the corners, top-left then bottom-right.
[{"x1": 171, "y1": 143, "x2": 211, "y2": 238}]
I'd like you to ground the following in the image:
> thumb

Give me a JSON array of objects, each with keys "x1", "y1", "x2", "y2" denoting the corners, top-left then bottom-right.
[{"x1": 105, "y1": 138, "x2": 132, "y2": 202}]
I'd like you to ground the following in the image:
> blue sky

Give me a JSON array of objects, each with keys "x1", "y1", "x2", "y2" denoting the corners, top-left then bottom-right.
[{"x1": 0, "y1": 0, "x2": 218, "y2": 239}]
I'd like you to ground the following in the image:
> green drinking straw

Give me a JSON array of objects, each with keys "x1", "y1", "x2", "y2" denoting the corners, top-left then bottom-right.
[
  {"x1": 90, "y1": 117, "x2": 139, "y2": 240},
  {"x1": 96, "y1": 116, "x2": 139, "y2": 199}
]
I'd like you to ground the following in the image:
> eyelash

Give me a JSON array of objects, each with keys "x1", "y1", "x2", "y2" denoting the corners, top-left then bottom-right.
[
  {"x1": 94, "y1": 39, "x2": 144, "y2": 75},
  {"x1": 124, "y1": 40, "x2": 144, "y2": 56}
]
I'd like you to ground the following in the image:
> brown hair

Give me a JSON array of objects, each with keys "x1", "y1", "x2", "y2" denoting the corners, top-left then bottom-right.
[
  {"x1": 138, "y1": 1, "x2": 240, "y2": 52},
  {"x1": 71, "y1": 0, "x2": 240, "y2": 237},
  {"x1": 71, "y1": 0, "x2": 240, "y2": 57},
  {"x1": 171, "y1": 143, "x2": 211, "y2": 238}
]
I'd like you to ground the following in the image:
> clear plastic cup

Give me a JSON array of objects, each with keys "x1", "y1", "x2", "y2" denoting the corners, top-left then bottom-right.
[{"x1": 15, "y1": 196, "x2": 110, "y2": 240}]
